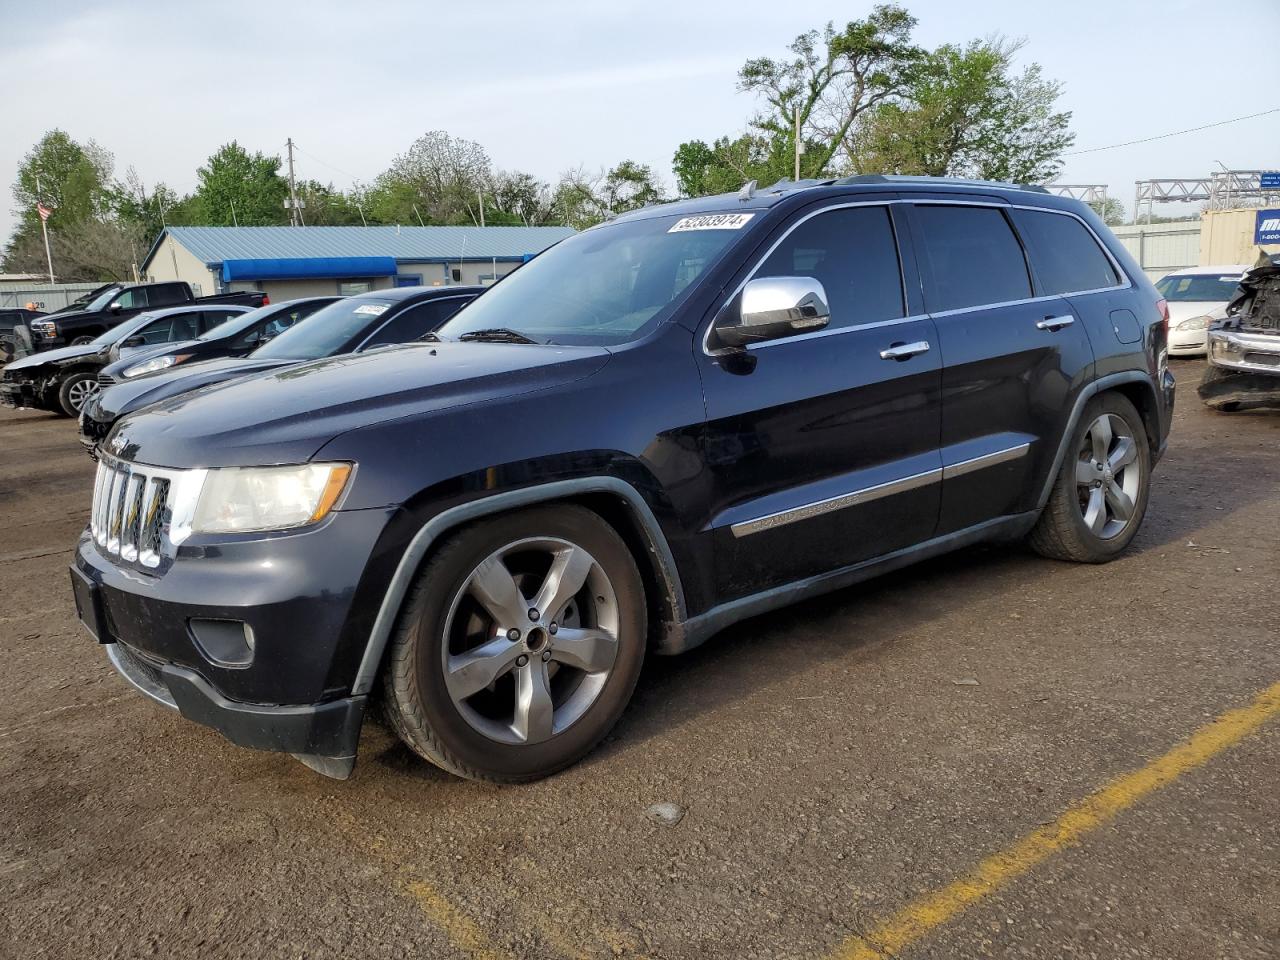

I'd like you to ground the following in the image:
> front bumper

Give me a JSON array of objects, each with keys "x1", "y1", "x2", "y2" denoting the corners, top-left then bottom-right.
[
  {"x1": 1, "y1": 379, "x2": 38, "y2": 408},
  {"x1": 1206, "y1": 328, "x2": 1280, "y2": 374},
  {"x1": 72, "y1": 504, "x2": 399, "y2": 776},
  {"x1": 1167, "y1": 327, "x2": 1209, "y2": 355}
]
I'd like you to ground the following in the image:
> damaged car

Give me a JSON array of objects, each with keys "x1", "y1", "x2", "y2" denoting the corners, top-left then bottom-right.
[{"x1": 1199, "y1": 253, "x2": 1280, "y2": 412}]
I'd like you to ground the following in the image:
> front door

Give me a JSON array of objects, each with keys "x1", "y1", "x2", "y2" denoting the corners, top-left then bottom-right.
[{"x1": 697, "y1": 202, "x2": 943, "y2": 602}]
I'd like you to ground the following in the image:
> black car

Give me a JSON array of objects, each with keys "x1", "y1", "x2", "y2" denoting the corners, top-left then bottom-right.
[
  {"x1": 72, "y1": 176, "x2": 1174, "y2": 783},
  {"x1": 79, "y1": 286, "x2": 483, "y2": 453},
  {"x1": 97, "y1": 296, "x2": 342, "y2": 384},
  {"x1": 3, "y1": 304, "x2": 250, "y2": 416},
  {"x1": 1, "y1": 307, "x2": 45, "y2": 363}
]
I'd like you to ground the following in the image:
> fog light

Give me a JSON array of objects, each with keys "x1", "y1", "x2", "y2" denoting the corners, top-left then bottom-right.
[{"x1": 188, "y1": 619, "x2": 255, "y2": 668}]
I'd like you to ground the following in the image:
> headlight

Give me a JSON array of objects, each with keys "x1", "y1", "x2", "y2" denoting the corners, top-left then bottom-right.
[
  {"x1": 1210, "y1": 337, "x2": 1243, "y2": 359},
  {"x1": 122, "y1": 353, "x2": 191, "y2": 378},
  {"x1": 1175, "y1": 316, "x2": 1211, "y2": 331},
  {"x1": 32, "y1": 321, "x2": 56, "y2": 335},
  {"x1": 191, "y1": 463, "x2": 353, "y2": 534}
]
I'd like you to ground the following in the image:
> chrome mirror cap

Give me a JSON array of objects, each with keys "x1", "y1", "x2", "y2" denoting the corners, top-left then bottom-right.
[{"x1": 716, "y1": 276, "x2": 831, "y2": 348}]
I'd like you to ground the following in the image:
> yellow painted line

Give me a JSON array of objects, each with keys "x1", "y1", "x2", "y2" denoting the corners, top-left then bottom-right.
[
  {"x1": 833, "y1": 680, "x2": 1280, "y2": 960},
  {"x1": 400, "y1": 879, "x2": 510, "y2": 960}
]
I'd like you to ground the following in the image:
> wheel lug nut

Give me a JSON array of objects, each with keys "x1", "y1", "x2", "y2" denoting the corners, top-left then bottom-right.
[
  {"x1": 541, "y1": 650, "x2": 551, "y2": 662},
  {"x1": 516, "y1": 654, "x2": 529, "y2": 667},
  {"x1": 548, "y1": 621, "x2": 558, "y2": 635},
  {"x1": 528, "y1": 608, "x2": 540, "y2": 621},
  {"x1": 507, "y1": 628, "x2": 521, "y2": 642}
]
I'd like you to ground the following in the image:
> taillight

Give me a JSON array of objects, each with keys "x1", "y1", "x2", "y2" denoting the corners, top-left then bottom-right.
[
  {"x1": 261, "y1": 295, "x2": 271, "y2": 305},
  {"x1": 1156, "y1": 298, "x2": 1169, "y2": 334}
]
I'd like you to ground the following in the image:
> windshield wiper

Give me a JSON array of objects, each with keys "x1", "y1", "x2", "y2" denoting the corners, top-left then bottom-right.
[{"x1": 456, "y1": 328, "x2": 538, "y2": 344}]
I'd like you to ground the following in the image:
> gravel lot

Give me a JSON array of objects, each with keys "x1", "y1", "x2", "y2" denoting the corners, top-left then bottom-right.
[{"x1": 1, "y1": 358, "x2": 1277, "y2": 960}]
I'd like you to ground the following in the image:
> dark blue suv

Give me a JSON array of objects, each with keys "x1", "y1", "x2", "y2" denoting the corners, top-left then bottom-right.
[{"x1": 71, "y1": 176, "x2": 1174, "y2": 782}]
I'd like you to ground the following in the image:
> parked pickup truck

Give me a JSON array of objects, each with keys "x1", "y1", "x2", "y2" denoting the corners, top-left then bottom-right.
[
  {"x1": 74, "y1": 176, "x2": 1173, "y2": 783},
  {"x1": 25, "y1": 281, "x2": 266, "y2": 349}
]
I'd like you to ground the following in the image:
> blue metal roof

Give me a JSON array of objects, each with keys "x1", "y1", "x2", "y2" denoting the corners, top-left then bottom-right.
[
  {"x1": 146, "y1": 225, "x2": 576, "y2": 271},
  {"x1": 222, "y1": 256, "x2": 397, "y2": 282}
]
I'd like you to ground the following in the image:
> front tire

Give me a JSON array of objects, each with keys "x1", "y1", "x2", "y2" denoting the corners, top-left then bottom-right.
[
  {"x1": 57, "y1": 371, "x2": 99, "y2": 417},
  {"x1": 70, "y1": 335, "x2": 96, "y2": 346},
  {"x1": 382, "y1": 505, "x2": 647, "y2": 782},
  {"x1": 1029, "y1": 393, "x2": 1151, "y2": 563}
]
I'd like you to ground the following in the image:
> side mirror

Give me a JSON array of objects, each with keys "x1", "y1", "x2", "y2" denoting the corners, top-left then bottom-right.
[
  {"x1": 109, "y1": 301, "x2": 123, "y2": 314},
  {"x1": 123, "y1": 335, "x2": 144, "y2": 348},
  {"x1": 714, "y1": 276, "x2": 830, "y2": 348}
]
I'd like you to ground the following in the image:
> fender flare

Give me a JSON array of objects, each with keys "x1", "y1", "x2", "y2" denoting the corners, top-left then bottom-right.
[
  {"x1": 1034, "y1": 370, "x2": 1160, "y2": 513},
  {"x1": 350, "y1": 476, "x2": 687, "y2": 696}
]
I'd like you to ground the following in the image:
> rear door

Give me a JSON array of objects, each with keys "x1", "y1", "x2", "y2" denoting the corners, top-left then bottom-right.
[
  {"x1": 906, "y1": 202, "x2": 1096, "y2": 535},
  {"x1": 696, "y1": 201, "x2": 943, "y2": 601}
]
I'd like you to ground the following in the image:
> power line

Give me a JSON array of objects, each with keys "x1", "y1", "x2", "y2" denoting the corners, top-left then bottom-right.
[
  {"x1": 290, "y1": 142, "x2": 366, "y2": 183},
  {"x1": 1063, "y1": 107, "x2": 1280, "y2": 157}
]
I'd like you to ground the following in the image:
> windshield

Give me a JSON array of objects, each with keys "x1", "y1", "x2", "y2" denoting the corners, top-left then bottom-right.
[
  {"x1": 251, "y1": 298, "x2": 394, "y2": 360},
  {"x1": 90, "y1": 311, "x2": 157, "y2": 346},
  {"x1": 1156, "y1": 273, "x2": 1242, "y2": 302},
  {"x1": 56, "y1": 284, "x2": 116, "y2": 314},
  {"x1": 437, "y1": 212, "x2": 748, "y2": 345},
  {"x1": 84, "y1": 286, "x2": 126, "y2": 312}
]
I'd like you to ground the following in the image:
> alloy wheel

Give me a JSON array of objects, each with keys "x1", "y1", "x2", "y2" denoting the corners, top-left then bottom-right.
[
  {"x1": 441, "y1": 537, "x2": 620, "y2": 746},
  {"x1": 1075, "y1": 413, "x2": 1141, "y2": 540},
  {"x1": 67, "y1": 378, "x2": 100, "y2": 412}
]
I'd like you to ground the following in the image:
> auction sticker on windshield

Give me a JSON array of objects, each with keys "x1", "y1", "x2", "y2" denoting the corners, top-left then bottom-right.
[
  {"x1": 668, "y1": 213, "x2": 755, "y2": 232},
  {"x1": 353, "y1": 304, "x2": 389, "y2": 316}
]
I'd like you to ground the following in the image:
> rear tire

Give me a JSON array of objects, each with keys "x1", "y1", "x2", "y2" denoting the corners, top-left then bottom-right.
[
  {"x1": 57, "y1": 371, "x2": 99, "y2": 417},
  {"x1": 382, "y1": 504, "x2": 647, "y2": 782},
  {"x1": 70, "y1": 335, "x2": 95, "y2": 346},
  {"x1": 1029, "y1": 393, "x2": 1151, "y2": 563}
]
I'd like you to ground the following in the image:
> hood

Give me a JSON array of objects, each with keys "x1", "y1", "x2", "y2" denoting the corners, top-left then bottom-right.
[
  {"x1": 4, "y1": 340, "x2": 105, "y2": 370},
  {"x1": 111, "y1": 341, "x2": 611, "y2": 468},
  {"x1": 95, "y1": 355, "x2": 293, "y2": 421},
  {"x1": 42, "y1": 307, "x2": 95, "y2": 324},
  {"x1": 1167, "y1": 300, "x2": 1228, "y2": 324}
]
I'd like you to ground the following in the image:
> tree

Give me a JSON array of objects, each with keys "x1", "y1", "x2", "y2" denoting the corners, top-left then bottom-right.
[
  {"x1": 3, "y1": 218, "x2": 144, "y2": 282},
  {"x1": 855, "y1": 38, "x2": 1073, "y2": 183},
  {"x1": 487, "y1": 170, "x2": 557, "y2": 226},
  {"x1": 673, "y1": 134, "x2": 774, "y2": 197},
  {"x1": 1091, "y1": 196, "x2": 1125, "y2": 225},
  {"x1": 110, "y1": 167, "x2": 184, "y2": 241},
  {"x1": 188, "y1": 142, "x2": 289, "y2": 226},
  {"x1": 368, "y1": 131, "x2": 492, "y2": 225},
  {"x1": 294, "y1": 180, "x2": 367, "y2": 225},
  {"x1": 599, "y1": 161, "x2": 664, "y2": 214},
  {"x1": 11, "y1": 130, "x2": 114, "y2": 232},
  {"x1": 738, "y1": 6, "x2": 923, "y2": 178}
]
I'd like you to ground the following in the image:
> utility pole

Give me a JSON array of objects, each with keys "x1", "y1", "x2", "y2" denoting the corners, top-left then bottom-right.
[
  {"x1": 230, "y1": 199, "x2": 239, "y2": 228},
  {"x1": 286, "y1": 137, "x2": 300, "y2": 226},
  {"x1": 35, "y1": 174, "x2": 55, "y2": 284},
  {"x1": 794, "y1": 106, "x2": 802, "y2": 182},
  {"x1": 478, "y1": 189, "x2": 485, "y2": 227}
]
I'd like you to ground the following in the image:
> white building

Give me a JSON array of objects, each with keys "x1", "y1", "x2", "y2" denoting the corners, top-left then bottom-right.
[{"x1": 140, "y1": 225, "x2": 575, "y2": 301}]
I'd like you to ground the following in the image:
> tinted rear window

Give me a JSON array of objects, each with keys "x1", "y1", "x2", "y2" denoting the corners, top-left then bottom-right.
[
  {"x1": 1011, "y1": 209, "x2": 1119, "y2": 295},
  {"x1": 914, "y1": 206, "x2": 1031, "y2": 312}
]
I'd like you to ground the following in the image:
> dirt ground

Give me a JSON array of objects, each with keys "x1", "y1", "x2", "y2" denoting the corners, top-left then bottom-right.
[{"x1": 1, "y1": 358, "x2": 1277, "y2": 960}]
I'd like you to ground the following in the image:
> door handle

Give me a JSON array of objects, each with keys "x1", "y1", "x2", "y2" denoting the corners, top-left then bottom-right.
[
  {"x1": 880, "y1": 340, "x2": 930, "y2": 361},
  {"x1": 1036, "y1": 315, "x2": 1075, "y2": 332}
]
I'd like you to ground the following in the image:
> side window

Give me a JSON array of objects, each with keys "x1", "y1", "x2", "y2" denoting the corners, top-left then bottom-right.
[
  {"x1": 364, "y1": 298, "x2": 470, "y2": 347},
  {"x1": 149, "y1": 283, "x2": 187, "y2": 307},
  {"x1": 200, "y1": 310, "x2": 238, "y2": 333},
  {"x1": 115, "y1": 287, "x2": 149, "y2": 309},
  {"x1": 913, "y1": 206, "x2": 1032, "y2": 312},
  {"x1": 754, "y1": 206, "x2": 904, "y2": 329},
  {"x1": 1010, "y1": 209, "x2": 1120, "y2": 295}
]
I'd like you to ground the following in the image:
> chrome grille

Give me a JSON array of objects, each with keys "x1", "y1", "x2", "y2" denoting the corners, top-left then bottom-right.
[{"x1": 90, "y1": 456, "x2": 197, "y2": 569}]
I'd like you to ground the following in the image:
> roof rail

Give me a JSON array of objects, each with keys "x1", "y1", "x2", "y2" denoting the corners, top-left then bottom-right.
[{"x1": 832, "y1": 173, "x2": 1050, "y2": 194}]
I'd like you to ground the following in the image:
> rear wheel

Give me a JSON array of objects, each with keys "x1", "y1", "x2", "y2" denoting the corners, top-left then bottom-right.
[
  {"x1": 1029, "y1": 393, "x2": 1151, "y2": 563},
  {"x1": 57, "y1": 371, "x2": 100, "y2": 417},
  {"x1": 70, "y1": 335, "x2": 96, "y2": 346},
  {"x1": 382, "y1": 505, "x2": 647, "y2": 782}
]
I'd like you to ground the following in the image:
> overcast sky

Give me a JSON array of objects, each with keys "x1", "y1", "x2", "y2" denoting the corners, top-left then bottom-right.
[{"x1": 2, "y1": 0, "x2": 1276, "y2": 242}]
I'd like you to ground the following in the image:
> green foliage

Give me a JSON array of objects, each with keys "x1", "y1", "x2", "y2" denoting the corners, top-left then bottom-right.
[
  {"x1": 12, "y1": 129, "x2": 114, "y2": 230},
  {"x1": 188, "y1": 142, "x2": 289, "y2": 226}
]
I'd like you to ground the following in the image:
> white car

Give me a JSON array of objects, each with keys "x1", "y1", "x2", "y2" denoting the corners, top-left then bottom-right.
[{"x1": 1154, "y1": 265, "x2": 1248, "y2": 356}]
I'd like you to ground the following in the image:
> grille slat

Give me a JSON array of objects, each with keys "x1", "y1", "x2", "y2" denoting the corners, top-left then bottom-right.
[{"x1": 90, "y1": 456, "x2": 184, "y2": 570}]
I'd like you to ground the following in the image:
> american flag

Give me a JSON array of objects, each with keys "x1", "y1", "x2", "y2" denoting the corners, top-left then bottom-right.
[{"x1": 37, "y1": 203, "x2": 52, "y2": 222}]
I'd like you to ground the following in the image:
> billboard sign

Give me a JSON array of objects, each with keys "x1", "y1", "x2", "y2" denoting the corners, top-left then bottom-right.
[{"x1": 1256, "y1": 209, "x2": 1280, "y2": 245}]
